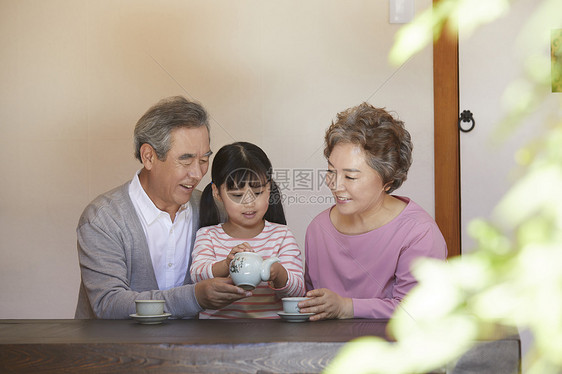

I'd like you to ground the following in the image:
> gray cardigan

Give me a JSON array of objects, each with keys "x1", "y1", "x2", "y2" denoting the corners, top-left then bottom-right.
[{"x1": 75, "y1": 181, "x2": 203, "y2": 319}]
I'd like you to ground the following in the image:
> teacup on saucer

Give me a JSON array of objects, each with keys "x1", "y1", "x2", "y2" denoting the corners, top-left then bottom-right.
[
  {"x1": 135, "y1": 300, "x2": 165, "y2": 316},
  {"x1": 281, "y1": 297, "x2": 310, "y2": 314}
]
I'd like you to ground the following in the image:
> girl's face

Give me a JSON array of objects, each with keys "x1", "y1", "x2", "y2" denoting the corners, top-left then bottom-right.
[
  {"x1": 327, "y1": 142, "x2": 388, "y2": 218},
  {"x1": 213, "y1": 178, "x2": 271, "y2": 237}
]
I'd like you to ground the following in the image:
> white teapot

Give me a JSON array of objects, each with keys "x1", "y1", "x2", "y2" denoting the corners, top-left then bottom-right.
[{"x1": 229, "y1": 252, "x2": 280, "y2": 290}]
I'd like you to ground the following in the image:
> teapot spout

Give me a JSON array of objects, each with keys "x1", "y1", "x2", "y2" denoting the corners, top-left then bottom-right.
[{"x1": 261, "y1": 256, "x2": 280, "y2": 281}]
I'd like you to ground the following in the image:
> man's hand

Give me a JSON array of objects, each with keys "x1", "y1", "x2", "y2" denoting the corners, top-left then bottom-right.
[
  {"x1": 194, "y1": 277, "x2": 252, "y2": 310},
  {"x1": 297, "y1": 288, "x2": 353, "y2": 321}
]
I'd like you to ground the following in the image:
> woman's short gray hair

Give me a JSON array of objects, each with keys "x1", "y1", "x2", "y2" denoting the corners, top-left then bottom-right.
[
  {"x1": 134, "y1": 96, "x2": 210, "y2": 162},
  {"x1": 324, "y1": 102, "x2": 413, "y2": 193}
]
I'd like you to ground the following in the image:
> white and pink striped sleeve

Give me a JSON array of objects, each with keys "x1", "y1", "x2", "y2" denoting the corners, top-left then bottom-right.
[
  {"x1": 190, "y1": 227, "x2": 218, "y2": 282},
  {"x1": 272, "y1": 227, "x2": 305, "y2": 297}
]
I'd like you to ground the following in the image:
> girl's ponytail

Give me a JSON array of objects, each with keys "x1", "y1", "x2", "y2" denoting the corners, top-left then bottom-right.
[
  {"x1": 265, "y1": 180, "x2": 286, "y2": 225},
  {"x1": 199, "y1": 182, "x2": 220, "y2": 227}
]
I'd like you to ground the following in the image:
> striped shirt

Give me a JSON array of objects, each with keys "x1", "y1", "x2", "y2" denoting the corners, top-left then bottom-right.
[{"x1": 191, "y1": 221, "x2": 305, "y2": 319}]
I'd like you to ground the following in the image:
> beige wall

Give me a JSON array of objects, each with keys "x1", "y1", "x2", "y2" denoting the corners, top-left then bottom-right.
[{"x1": 0, "y1": 0, "x2": 434, "y2": 318}]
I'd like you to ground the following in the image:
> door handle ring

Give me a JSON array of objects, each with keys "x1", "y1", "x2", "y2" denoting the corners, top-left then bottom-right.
[{"x1": 458, "y1": 110, "x2": 475, "y2": 133}]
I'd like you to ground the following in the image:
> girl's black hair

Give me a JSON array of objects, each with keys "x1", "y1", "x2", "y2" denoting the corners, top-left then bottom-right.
[{"x1": 200, "y1": 142, "x2": 286, "y2": 227}]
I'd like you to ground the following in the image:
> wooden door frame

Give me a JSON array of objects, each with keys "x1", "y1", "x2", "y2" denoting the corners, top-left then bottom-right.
[{"x1": 433, "y1": 7, "x2": 461, "y2": 258}]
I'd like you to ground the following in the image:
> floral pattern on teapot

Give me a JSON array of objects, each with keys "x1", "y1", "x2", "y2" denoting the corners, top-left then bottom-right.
[{"x1": 230, "y1": 257, "x2": 245, "y2": 274}]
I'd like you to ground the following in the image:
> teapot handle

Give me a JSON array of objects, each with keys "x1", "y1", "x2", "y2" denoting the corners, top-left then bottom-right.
[{"x1": 261, "y1": 256, "x2": 280, "y2": 281}]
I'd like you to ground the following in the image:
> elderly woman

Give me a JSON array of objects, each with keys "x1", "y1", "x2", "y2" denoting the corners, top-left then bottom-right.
[{"x1": 299, "y1": 103, "x2": 447, "y2": 321}]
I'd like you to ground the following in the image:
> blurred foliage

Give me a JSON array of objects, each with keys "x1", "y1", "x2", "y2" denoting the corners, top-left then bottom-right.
[{"x1": 327, "y1": 0, "x2": 562, "y2": 373}]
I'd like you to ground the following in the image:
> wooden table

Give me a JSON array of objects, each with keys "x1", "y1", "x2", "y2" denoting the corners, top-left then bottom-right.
[{"x1": 0, "y1": 319, "x2": 520, "y2": 373}]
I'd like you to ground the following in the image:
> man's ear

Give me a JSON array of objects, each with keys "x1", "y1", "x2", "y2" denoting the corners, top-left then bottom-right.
[
  {"x1": 212, "y1": 183, "x2": 222, "y2": 202},
  {"x1": 139, "y1": 143, "x2": 156, "y2": 170}
]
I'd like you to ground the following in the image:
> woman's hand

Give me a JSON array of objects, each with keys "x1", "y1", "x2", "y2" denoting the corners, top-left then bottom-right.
[
  {"x1": 211, "y1": 242, "x2": 254, "y2": 277},
  {"x1": 268, "y1": 262, "x2": 288, "y2": 289},
  {"x1": 297, "y1": 288, "x2": 353, "y2": 321}
]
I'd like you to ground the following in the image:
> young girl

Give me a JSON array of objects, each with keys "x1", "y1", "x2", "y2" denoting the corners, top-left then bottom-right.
[{"x1": 190, "y1": 142, "x2": 305, "y2": 319}]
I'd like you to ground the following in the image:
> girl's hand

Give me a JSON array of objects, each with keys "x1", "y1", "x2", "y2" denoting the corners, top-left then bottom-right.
[
  {"x1": 226, "y1": 242, "x2": 254, "y2": 264},
  {"x1": 297, "y1": 288, "x2": 353, "y2": 321},
  {"x1": 268, "y1": 262, "x2": 288, "y2": 289},
  {"x1": 211, "y1": 242, "x2": 255, "y2": 278}
]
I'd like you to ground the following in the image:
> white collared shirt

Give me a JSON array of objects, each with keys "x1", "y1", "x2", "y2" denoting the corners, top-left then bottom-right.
[{"x1": 129, "y1": 171, "x2": 193, "y2": 290}]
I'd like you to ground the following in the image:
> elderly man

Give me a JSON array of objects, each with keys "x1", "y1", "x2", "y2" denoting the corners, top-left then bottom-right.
[{"x1": 75, "y1": 96, "x2": 251, "y2": 319}]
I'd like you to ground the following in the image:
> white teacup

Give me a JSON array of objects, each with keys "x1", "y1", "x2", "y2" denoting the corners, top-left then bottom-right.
[
  {"x1": 229, "y1": 252, "x2": 280, "y2": 290},
  {"x1": 282, "y1": 297, "x2": 310, "y2": 314},
  {"x1": 135, "y1": 300, "x2": 165, "y2": 316}
]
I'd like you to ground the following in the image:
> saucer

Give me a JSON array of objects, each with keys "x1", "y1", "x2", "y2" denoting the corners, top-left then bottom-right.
[
  {"x1": 130, "y1": 313, "x2": 171, "y2": 324},
  {"x1": 277, "y1": 311, "x2": 314, "y2": 322}
]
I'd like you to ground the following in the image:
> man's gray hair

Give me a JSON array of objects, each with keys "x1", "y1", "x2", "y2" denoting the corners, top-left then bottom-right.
[{"x1": 134, "y1": 96, "x2": 210, "y2": 162}]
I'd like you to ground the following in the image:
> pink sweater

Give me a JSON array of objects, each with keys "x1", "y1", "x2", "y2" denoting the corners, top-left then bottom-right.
[
  {"x1": 191, "y1": 221, "x2": 305, "y2": 319},
  {"x1": 304, "y1": 196, "x2": 447, "y2": 319}
]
